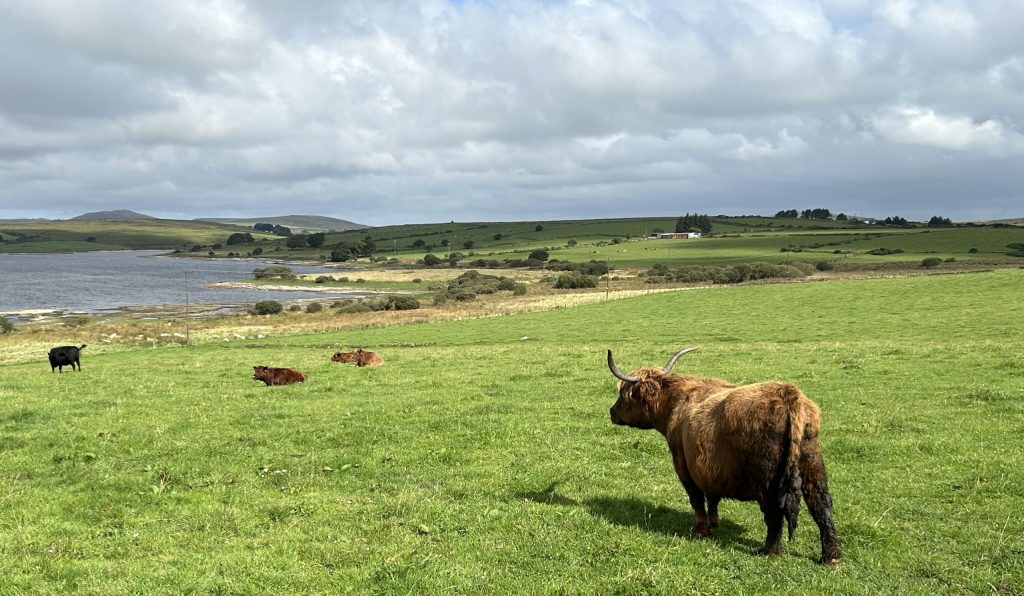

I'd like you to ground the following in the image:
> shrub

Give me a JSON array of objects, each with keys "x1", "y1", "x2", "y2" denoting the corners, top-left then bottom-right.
[
  {"x1": 305, "y1": 302, "x2": 323, "y2": 313},
  {"x1": 968, "y1": 248, "x2": 978, "y2": 253},
  {"x1": 314, "y1": 275, "x2": 333, "y2": 284},
  {"x1": 289, "y1": 305, "x2": 302, "y2": 312},
  {"x1": 921, "y1": 257, "x2": 943, "y2": 268},
  {"x1": 528, "y1": 249, "x2": 550, "y2": 261},
  {"x1": 815, "y1": 261, "x2": 835, "y2": 271},
  {"x1": 423, "y1": 254, "x2": 442, "y2": 266},
  {"x1": 253, "y1": 266, "x2": 296, "y2": 280},
  {"x1": 453, "y1": 291, "x2": 476, "y2": 301},
  {"x1": 566, "y1": 239, "x2": 577, "y2": 247},
  {"x1": 867, "y1": 247, "x2": 904, "y2": 256},
  {"x1": 412, "y1": 278, "x2": 422, "y2": 284},
  {"x1": 387, "y1": 296, "x2": 421, "y2": 311},
  {"x1": 553, "y1": 272, "x2": 598, "y2": 289},
  {"x1": 253, "y1": 300, "x2": 283, "y2": 315},
  {"x1": 1, "y1": 317, "x2": 14, "y2": 333},
  {"x1": 512, "y1": 283, "x2": 527, "y2": 295}
]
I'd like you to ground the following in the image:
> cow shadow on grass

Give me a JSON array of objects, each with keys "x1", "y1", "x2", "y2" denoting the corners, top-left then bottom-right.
[{"x1": 517, "y1": 481, "x2": 760, "y2": 553}]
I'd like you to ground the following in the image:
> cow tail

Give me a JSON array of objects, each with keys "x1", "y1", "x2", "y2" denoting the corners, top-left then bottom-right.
[
  {"x1": 80, "y1": 344, "x2": 87, "y2": 350},
  {"x1": 778, "y1": 388, "x2": 804, "y2": 541}
]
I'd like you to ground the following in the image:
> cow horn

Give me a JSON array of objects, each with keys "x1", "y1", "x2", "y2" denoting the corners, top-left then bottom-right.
[
  {"x1": 607, "y1": 350, "x2": 639, "y2": 383},
  {"x1": 663, "y1": 346, "x2": 700, "y2": 373}
]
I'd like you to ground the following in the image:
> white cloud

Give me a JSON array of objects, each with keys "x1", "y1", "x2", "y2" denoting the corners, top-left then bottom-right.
[{"x1": 871, "y1": 106, "x2": 1023, "y2": 152}]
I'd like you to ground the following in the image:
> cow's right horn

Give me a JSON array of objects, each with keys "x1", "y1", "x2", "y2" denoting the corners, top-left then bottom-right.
[
  {"x1": 607, "y1": 350, "x2": 639, "y2": 383},
  {"x1": 663, "y1": 346, "x2": 700, "y2": 373}
]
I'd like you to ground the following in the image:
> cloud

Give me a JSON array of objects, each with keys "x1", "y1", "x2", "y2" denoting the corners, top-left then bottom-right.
[
  {"x1": 0, "y1": 0, "x2": 1021, "y2": 224},
  {"x1": 872, "y1": 106, "x2": 1024, "y2": 152}
]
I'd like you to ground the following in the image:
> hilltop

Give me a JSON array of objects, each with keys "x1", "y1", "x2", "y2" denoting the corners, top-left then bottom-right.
[
  {"x1": 195, "y1": 215, "x2": 366, "y2": 233},
  {"x1": 70, "y1": 210, "x2": 156, "y2": 221}
]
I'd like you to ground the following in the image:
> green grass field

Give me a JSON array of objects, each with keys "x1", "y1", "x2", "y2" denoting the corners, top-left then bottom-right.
[
  {"x1": 1, "y1": 269, "x2": 1021, "y2": 592},
  {"x1": 0, "y1": 220, "x2": 275, "y2": 253}
]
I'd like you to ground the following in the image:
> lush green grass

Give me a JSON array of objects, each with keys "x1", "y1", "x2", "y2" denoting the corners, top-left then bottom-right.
[
  {"x1": 1, "y1": 269, "x2": 1022, "y2": 592},
  {"x1": 0, "y1": 220, "x2": 275, "y2": 253}
]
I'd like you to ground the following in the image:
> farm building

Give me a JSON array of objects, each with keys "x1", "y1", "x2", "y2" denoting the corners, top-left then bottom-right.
[{"x1": 653, "y1": 232, "x2": 701, "y2": 239}]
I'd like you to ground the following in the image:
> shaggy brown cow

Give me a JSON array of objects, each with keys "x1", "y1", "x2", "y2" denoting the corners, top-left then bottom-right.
[
  {"x1": 607, "y1": 347, "x2": 841, "y2": 564},
  {"x1": 353, "y1": 348, "x2": 383, "y2": 367},
  {"x1": 331, "y1": 351, "x2": 356, "y2": 363},
  {"x1": 251, "y1": 365, "x2": 307, "y2": 386}
]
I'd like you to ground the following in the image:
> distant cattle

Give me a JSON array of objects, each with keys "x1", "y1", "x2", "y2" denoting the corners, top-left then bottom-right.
[
  {"x1": 331, "y1": 351, "x2": 356, "y2": 363},
  {"x1": 251, "y1": 365, "x2": 307, "y2": 386},
  {"x1": 331, "y1": 348, "x2": 383, "y2": 367},
  {"x1": 48, "y1": 344, "x2": 86, "y2": 372},
  {"x1": 607, "y1": 347, "x2": 841, "y2": 564},
  {"x1": 354, "y1": 348, "x2": 383, "y2": 367}
]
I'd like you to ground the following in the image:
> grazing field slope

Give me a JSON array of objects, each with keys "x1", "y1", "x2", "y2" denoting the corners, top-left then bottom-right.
[{"x1": 0, "y1": 270, "x2": 1022, "y2": 593}]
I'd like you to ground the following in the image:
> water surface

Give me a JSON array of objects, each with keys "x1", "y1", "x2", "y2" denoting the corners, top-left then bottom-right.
[{"x1": 0, "y1": 251, "x2": 355, "y2": 314}]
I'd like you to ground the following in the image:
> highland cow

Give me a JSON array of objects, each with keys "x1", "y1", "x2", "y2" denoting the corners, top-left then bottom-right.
[
  {"x1": 353, "y1": 348, "x2": 383, "y2": 367},
  {"x1": 607, "y1": 347, "x2": 841, "y2": 564},
  {"x1": 331, "y1": 351, "x2": 356, "y2": 363},
  {"x1": 251, "y1": 365, "x2": 307, "y2": 386},
  {"x1": 48, "y1": 344, "x2": 86, "y2": 372}
]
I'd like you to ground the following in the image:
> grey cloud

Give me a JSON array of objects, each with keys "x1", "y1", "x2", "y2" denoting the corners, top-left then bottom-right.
[{"x1": 0, "y1": 0, "x2": 1021, "y2": 224}]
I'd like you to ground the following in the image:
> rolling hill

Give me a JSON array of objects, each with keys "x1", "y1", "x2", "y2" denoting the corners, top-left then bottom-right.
[{"x1": 195, "y1": 215, "x2": 366, "y2": 233}]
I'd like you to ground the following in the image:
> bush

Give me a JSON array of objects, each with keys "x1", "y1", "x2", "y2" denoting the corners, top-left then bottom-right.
[
  {"x1": 921, "y1": 257, "x2": 943, "y2": 268},
  {"x1": 253, "y1": 300, "x2": 283, "y2": 315},
  {"x1": 969, "y1": 247, "x2": 978, "y2": 253},
  {"x1": 387, "y1": 296, "x2": 421, "y2": 311},
  {"x1": 1, "y1": 317, "x2": 14, "y2": 333},
  {"x1": 289, "y1": 305, "x2": 302, "y2": 312},
  {"x1": 314, "y1": 275, "x2": 333, "y2": 284},
  {"x1": 423, "y1": 254, "x2": 442, "y2": 266},
  {"x1": 305, "y1": 302, "x2": 323, "y2": 313},
  {"x1": 253, "y1": 266, "x2": 297, "y2": 280},
  {"x1": 553, "y1": 272, "x2": 598, "y2": 289},
  {"x1": 512, "y1": 283, "x2": 527, "y2": 295},
  {"x1": 528, "y1": 249, "x2": 550, "y2": 261},
  {"x1": 815, "y1": 261, "x2": 835, "y2": 271},
  {"x1": 867, "y1": 247, "x2": 904, "y2": 256}
]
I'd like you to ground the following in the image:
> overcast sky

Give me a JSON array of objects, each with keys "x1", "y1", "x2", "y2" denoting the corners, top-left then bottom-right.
[{"x1": 0, "y1": 0, "x2": 1021, "y2": 226}]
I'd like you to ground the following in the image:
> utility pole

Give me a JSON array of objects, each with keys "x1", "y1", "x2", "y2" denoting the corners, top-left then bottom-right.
[{"x1": 605, "y1": 259, "x2": 610, "y2": 303}]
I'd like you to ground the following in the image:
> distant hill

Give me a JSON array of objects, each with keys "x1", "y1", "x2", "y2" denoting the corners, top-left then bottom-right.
[
  {"x1": 71, "y1": 210, "x2": 156, "y2": 221},
  {"x1": 195, "y1": 215, "x2": 367, "y2": 233}
]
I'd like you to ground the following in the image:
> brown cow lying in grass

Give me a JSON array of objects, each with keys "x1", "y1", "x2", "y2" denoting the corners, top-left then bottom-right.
[
  {"x1": 607, "y1": 347, "x2": 841, "y2": 564},
  {"x1": 252, "y1": 365, "x2": 307, "y2": 386},
  {"x1": 332, "y1": 348, "x2": 383, "y2": 367},
  {"x1": 331, "y1": 351, "x2": 356, "y2": 363}
]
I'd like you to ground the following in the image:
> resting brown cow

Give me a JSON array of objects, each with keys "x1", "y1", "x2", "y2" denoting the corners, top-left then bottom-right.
[
  {"x1": 331, "y1": 351, "x2": 356, "y2": 363},
  {"x1": 607, "y1": 347, "x2": 841, "y2": 564},
  {"x1": 252, "y1": 365, "x2": 307, "y2": 386},
  {"x1": 353, "y1": 348, "x2": 383, "y2": 367}
]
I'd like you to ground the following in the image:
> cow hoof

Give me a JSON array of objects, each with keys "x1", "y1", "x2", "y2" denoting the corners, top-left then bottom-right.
[
  {"x1": 820, "y1": 557, "x2": 841, "y2": 566},
  {"x1": 756, "y1": 546, "x2": 781, "y2": 557}
]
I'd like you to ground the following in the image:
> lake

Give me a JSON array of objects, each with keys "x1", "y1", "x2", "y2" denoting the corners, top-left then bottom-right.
[{"x1": 0, "y1": 250, "x2": 360, "y2": 315}]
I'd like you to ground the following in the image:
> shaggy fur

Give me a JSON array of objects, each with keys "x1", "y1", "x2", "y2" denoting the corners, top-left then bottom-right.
[
  {"x1": 48, "y1": 344, "x2": 86, "y2": 372},
  {"x1": 609, "y1": 361, "x2": 841, "y2": 564},
  {"x1": 353, "y1": 348, "x2": 383, "y2": 367},
  {"x1": 251, "y1": 365, "x2": 307, "y2": 386},
  {"x1": 331, "y1": 351, "x2": 356, "y2": 363}
]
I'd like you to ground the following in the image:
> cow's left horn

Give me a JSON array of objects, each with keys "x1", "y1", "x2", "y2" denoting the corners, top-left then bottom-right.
[
  {"x1": 607, "y1": 350, "x2": 639, "y2": 383},
  {"x1": 663, "y1": 346, "x2": 700, "y2": 373}
]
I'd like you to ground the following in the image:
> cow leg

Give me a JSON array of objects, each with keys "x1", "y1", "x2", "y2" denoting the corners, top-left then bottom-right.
[
  {"x1": 800, "y1": 444, "x2": 842, "y2": 564},
  {"x1": 757, "y1": 499, "x2": 785, "y2": 556},
  {"x1": 680, "y1": 479, "x2": 712, "y2": 537},
  {"x1": 707, "y1": 495, "x2": 721, "y2": 528}
]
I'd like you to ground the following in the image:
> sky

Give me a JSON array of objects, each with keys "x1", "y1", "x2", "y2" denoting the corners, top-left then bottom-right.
[{"x1": 0, "y1": 0, "x2": 1022, "y2": 226}]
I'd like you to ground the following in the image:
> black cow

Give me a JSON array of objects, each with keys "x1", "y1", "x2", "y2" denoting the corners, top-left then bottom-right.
[{"x1": 48, "y1": 344, "x2": 86, "y2": 372}]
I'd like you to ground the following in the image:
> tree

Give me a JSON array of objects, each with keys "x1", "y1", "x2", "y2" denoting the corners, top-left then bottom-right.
[
  {"x1": 528, "y1": 249, "x2": 550, "y2": 261},
  {"x1": 675, "y1": 213, "x2": 712, "y2": 233},
  {"x1": 835, "y1": 213, "x2": 848, "y2": 221},
  {"x1": 775, "y1": 209, "x2": 799, "y2": 218},
  {"x1": 463, "y1": 240, "x2": 475, "y2": 250},
  {"x1": 535, "y1": 224, "x2": 544, "y2": 231},
  {"x1": 306, "y1": 233, "x2": 327, "y2": 248},
  {"x1": 412, "y1": 239, "x2": 426, "y2": 248},
  {"x1": 423, "y1": 254, "x2": 442, "y2": 266},
  {"x1": 494, "y1": 233, "x2": 503, "y2": 241},
  {"x1": 928, "y1": 216, "x2": 952, "y2": 227},
  {"x1": 921, "y1": 257, "x2": 943, "y2": 268},
  {"x1": 286, "y1": 235, "x2": 307, "y2": 248},
  {"x1": 227, "y1": 232, "x2": 254, "y2": 245}
]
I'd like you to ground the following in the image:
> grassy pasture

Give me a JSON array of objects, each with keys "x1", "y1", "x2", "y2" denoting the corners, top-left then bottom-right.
[
  {"x1": 1, "y1": 270, "x2": 1023, "y2": 593},
  {"x1": 0, "y1": 220, "x2": 275, "y2": 253}
]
